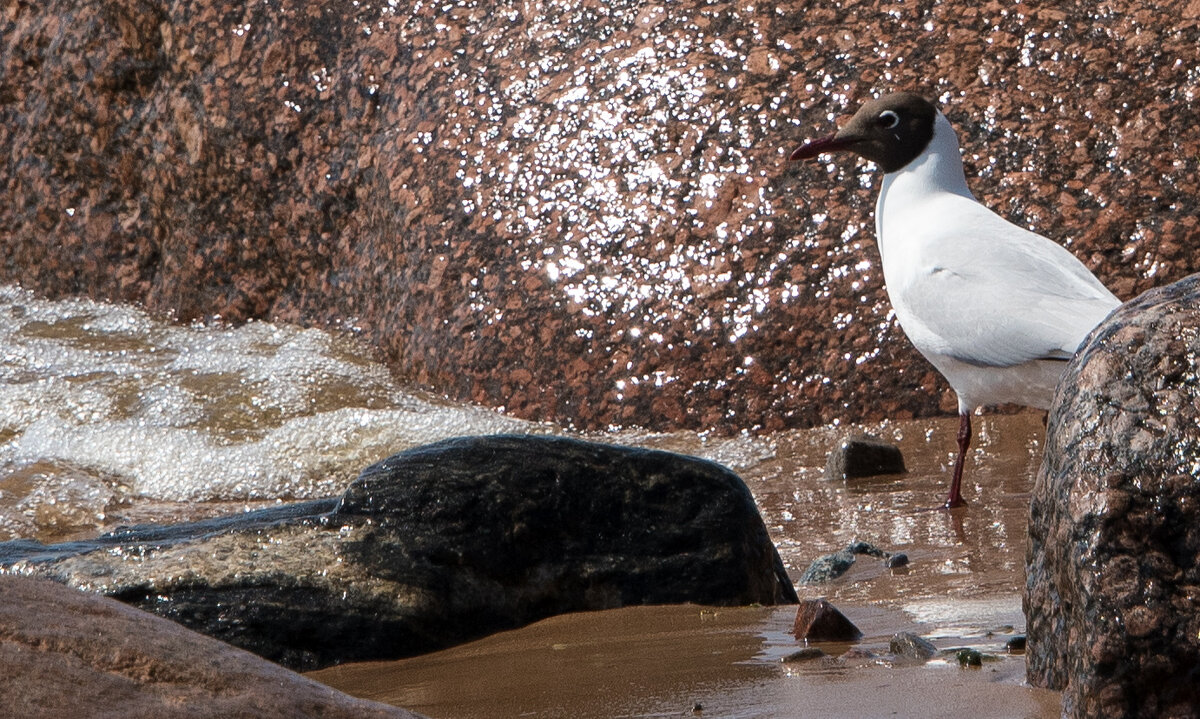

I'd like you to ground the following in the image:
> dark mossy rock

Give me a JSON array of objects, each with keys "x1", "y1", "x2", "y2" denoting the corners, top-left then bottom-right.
[{"x1": 0, "y1": 435, "x2": 796, "y2": 671}]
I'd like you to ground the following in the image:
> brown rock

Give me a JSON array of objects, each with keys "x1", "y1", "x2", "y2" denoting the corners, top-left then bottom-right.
[
  {"x1": 1, "y1": 0, "x2": 1198, "y2": 433},
  {"x1": 791, "y1": 598, "x2": 862, "y2": 642},
  {"x1": 0, "y1": 576, "x2": 421, "y2": 719}
]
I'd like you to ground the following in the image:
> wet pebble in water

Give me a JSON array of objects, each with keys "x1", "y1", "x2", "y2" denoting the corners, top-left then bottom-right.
[
  {"x1": 952, "y1": 648, "x2": 986, "y2": 667},
  {"x1": 824, "y1": 433, "x2": 906, "y2": 480},
  {"x1": 889, "y1": 632, "x2": 938, "y2": 662},
  {"x1": 798, "y1": 540, "x2": 902, "y2": 583},
  {"x1": 781, "y1": 647, "x2": 827, "y2": 663},
  {"x1": 791, "y1": 598, "x2": 862, "y2": 642}
]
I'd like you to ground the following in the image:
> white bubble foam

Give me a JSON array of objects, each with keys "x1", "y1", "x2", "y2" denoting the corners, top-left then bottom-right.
[{"x1": 0, "y1": 285, "x2": 540, "y2": 508}]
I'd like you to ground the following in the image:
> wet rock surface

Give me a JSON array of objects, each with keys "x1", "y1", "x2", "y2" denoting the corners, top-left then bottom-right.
[
  {"x1": 889, "y1": 632, "x2": 938, "y2": 662},
  {"x1": 781, "y1": 646, "x2": 827, "y2": 663},
  {"x1": 0, "y1": 575, "x2": 421, "y2": 719},
  {"x1": 824, "y1": 433, "x2": 906, "y2": 480},
  {"x1": 1026, "y1": 274, "x2": 1200, "y2": 718},
  {"x1": 797, "y1": 540, "x2": 900, "y2": 584},
  {"x1": 3, "y1": 1, "x2": 1199, "y2": 433},
  {"x1": 791, "y1": 598, "x2": 862, "y2": 642},
  {"x1": 0, "y1": 435, "x2": 797, "y2": 671}
]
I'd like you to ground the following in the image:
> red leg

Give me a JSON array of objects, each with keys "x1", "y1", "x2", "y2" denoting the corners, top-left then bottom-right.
[{"x1": 943, "y1": 411, "x2": 971, "y2": 509}]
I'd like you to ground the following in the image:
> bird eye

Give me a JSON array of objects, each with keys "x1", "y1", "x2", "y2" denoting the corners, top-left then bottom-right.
[{"x1": 878, "y1": 110, "x2": 900, "y2": 129}]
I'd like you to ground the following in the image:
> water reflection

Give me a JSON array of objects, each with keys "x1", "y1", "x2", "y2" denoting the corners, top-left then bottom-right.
[{"x1": 741, "y1": 412, "x2": 1044, "y2": 609}]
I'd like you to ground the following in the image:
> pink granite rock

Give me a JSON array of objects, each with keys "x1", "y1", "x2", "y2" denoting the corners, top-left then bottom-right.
[
  {"x1": 2, "y1": 1, "x2": 1198, "y2": 431},
  {"x1": 0, "y1": 575, "x2": 422, "y2": 719},
  {"x1": 1026, "y1": 273, "x2": 1200, "y2": 718}
]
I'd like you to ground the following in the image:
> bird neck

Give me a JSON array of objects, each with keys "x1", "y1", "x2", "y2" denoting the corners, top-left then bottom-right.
[
  {"x1": 879, "y1": 112, "x2": 973, "y2": 201},
  {"x1": 875, "y1": 112, "x2": 974, "y2": 258}
]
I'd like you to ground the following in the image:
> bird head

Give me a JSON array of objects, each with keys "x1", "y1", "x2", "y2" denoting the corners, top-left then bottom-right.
[{"x1": 790, "y1": 92, "x2": 938, "y2": 173}]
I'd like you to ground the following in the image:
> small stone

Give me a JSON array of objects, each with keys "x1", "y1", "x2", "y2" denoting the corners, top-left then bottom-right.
[
  {"x1": 889, "y1": 632, "x2": 937, "y2": 661},
  {"x1": 781, "y1": 647, "x2": 827, "y2": 663},
  {"x1": 953, "y1": 648, "x2": 984, "y2": 667},
  {"x1": 824, "y1": 433, "x2": 906, "y2": 480},
  {"x1": 838, "y1": 647, "x2": 878, "y2": 663},
  {"x1": 798, "y1": 540, "x2": 892, "y2": 584},
  {"x1": 845, "y1": 540, "x2": 886, "y2": 558},
  {"x1": 798, "y1": 550, "x2": 857, "y2": 584},
  {"x1": 791, "y1": 598, "x2": 862, "y2": 642}
]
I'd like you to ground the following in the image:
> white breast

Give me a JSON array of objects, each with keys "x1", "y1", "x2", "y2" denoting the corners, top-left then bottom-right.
[{"x1": 872, "y1": 113, "x2": 1120, "y2": 412}]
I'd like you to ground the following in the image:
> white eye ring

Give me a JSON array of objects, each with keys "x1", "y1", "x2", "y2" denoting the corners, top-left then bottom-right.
[{"x1": 879, "y1": 110, "x2": 900, "y2": 129}]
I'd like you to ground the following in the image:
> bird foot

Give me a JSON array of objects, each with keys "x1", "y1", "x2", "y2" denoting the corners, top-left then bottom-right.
[{"x1": 941, "y1": 496, "x2": 969, "y2": 510}]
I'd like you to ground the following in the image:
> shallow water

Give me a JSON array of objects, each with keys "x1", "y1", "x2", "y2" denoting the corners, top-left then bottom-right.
[
  {"x1": 0, "y1": 284, "x2": 543, "y2": 541},
  {"x1": 311, "y1": 603, "x2": 1059, "y2": 719},
  {"x1": 313, "y1": 413, "x2": 1058, "y2": 718},
  {"x1": 0, "y1": 284, "x2": 1059, "y2": 715}
]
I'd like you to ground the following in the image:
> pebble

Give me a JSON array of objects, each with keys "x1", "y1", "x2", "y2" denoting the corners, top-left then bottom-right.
[
  {"x1": 952, "y1": 648, "x2": 985, "y2": 667},
  {"x1": 781, "y1": 647, "x2": 827, "y2": 663},
  {"x1": 889, "y1": 632, "x2": 938, "y2": 661},
  {"x1": 799, "y1": 541, "x2": 908, "y2": 583},
  {"x1": 791, "y1": 598, "x2": 862, "y2": 642},
  {"x1": 824, "y1": 433, "x2": 907, "y2": 480}
]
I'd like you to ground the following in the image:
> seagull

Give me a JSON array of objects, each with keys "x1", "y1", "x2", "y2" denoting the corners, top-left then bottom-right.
[{"x1": 790, "y1": 92, "x2": 1120, "y2": 508}]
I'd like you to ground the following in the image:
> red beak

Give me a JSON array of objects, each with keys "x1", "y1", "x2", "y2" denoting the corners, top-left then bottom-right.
[{"x1": 789, "y1": 132, "x2": 856, "y2": 161}]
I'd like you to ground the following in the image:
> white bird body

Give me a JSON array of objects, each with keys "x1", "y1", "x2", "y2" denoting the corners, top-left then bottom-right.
[
  {"x1": 875, "y1": 112, "x2": 1120, "y2": 413},
  {"x1": 791, "y1": 93, "x2": 1121, "y2": 507}
]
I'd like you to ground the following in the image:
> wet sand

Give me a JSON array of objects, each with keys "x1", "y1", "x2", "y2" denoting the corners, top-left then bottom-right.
[
  {"x1": 311, "y1": 603, "x2": 1059, "y2": 719},
  {"x1": 312, "y1": 412, "x2": 1062, "y2": 718}
]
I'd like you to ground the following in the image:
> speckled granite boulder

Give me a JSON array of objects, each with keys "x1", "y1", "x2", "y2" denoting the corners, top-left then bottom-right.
[
  {"x1": 1026, "y1": 274, "x2": 1200, "y2": 718},
  {"x1": 2, "y1": 2, "x2": 1199, "y2": 432},
  {"x1": 0, "y1": 435, "x2": 796, "y2": 671},
  {"x1": 0, "y1": 576, "x2": 422, "y2": 719}
]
